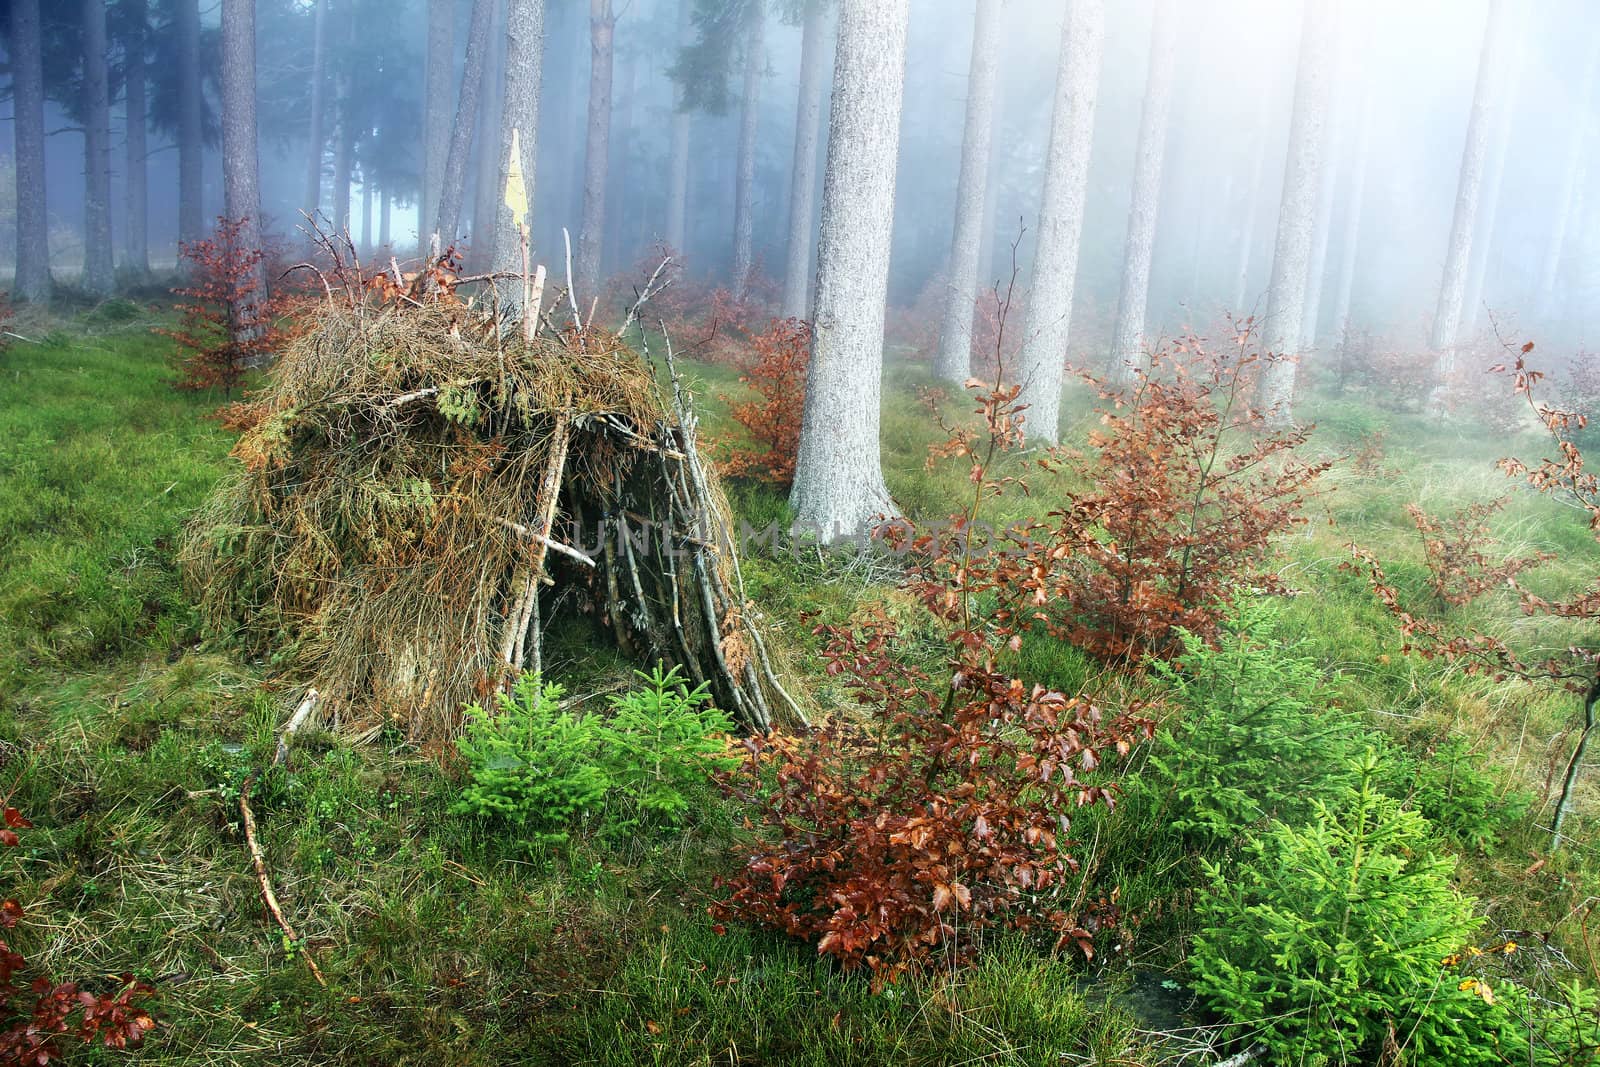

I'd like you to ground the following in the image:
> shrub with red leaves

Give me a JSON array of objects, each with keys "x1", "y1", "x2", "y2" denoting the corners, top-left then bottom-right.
[
  {"x1": 160, "y1": 216, "x2": 290, "y2": 395},
  {"x1": 1406, "y1": 497, "x2": 1552, "y2": 607},
  {"x1": 1, "y1": 804, "x2": 157, "y2": 1065},
  {"x1": 1352, "y1": 342, "x2": 1600, "y2": 848},
  {"x1": 712, "y1": 325, "x2": 1152, "y2": 978},
  {"x1": 1043, "y1": 331, "x2": 1330, "y2": 660},
  {"x1": 717, "y1": 318, "x2": 809, "y2": 487}
]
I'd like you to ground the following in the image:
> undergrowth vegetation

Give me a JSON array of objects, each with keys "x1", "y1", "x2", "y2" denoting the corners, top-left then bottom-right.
[{"x1": 2, "y1": 303, "x2": 1599, "y2": 1064}]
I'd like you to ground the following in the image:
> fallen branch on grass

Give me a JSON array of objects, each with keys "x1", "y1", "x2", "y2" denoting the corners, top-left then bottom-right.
[{"x1": 239, "y1": 774, "x2": 327, "y2": 987}]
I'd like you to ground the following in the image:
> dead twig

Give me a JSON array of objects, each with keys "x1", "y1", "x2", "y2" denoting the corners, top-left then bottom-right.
[{"x1": 239, "y1": 775, "x2": 327, "y2": 987}]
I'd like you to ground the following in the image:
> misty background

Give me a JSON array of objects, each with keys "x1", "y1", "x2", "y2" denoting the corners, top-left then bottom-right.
[{"x1": 3, "y1": 0, "x2": 1598, "y2": 351}]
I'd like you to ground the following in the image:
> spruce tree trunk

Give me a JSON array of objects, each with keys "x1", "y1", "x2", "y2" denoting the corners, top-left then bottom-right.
[
  {"x1": 779, "y1": 1, "x2": 828, "y2": 320},
  {"x1": 605, "y1": 48, "x2": 636, "y2": 273},
  {"x1": 1332, "y1": 87, "x2": 1372, "y2": 366},
  {"x1": 82, "y1": 0, "x2": 115, "y2": 297},
  {"x1": 334, "y1": 91, "x2": 353, "y2": 234},
  {"x1": 304, "y1": 0, "x2": 328, "y2": 222},
  {"x1": 1540, "y1": 37, "x2": 1598, "y2": 318},
  {"x1": 1231, "y1": 95, "x2": 1269, "y2": 313},
  {"x1": 491, "y1": 0, "x2": 546, "y2": 310},
  {"x1": 576, "y1": 0, "x2": 615, "y2": 299},
  {"x1": 665, "y1": 0, "x2": 692, "y2": 255},
  {"x1": 789, "y1": 0, "x2": 910, "y2": 542},
  {"x1": 123, "y1": 0, "x2": 151, "y2": 279},
  {"x1": 10, "y1": 0, "x2": 50, "y2": 303},
  {"x1": 934, "y1": 0, "x2": 1004, "y2": 383},
  {"x1": 1254, "y1": 0, "x2": 1335, "y2": 427},
  {"x1": 436, "y1": 0, "x2": 496, "y2": 245},
  {"x1": 421, "y1": 0, "x2": 454, "y2": 254},
  {"x1": 1017, "y1": 0, "x2": 1104, "y2": 444},
  {"x1": 1463, "y1": 27, "x2": 1525, "y2": 338},
  {"x1": 361, "y1": 178, "x2": 373, "y2": 252},
  {"x1": 472, "y1": 0, "x2": 507, "y2": 267},
  {"x1": 177, "y1": 0, "x2": 204, "y2": 244},
  {"x1": 1106, "y1": 0, "x2": 1177, "y2": 389},
  {"x1": 732, "y1": 2, "x2": 765, "y2": 298},
  {"x1": 1428, "y1": 0, "x2": 1513, "y2": 410},
  {"x1": 220, "y1": 0, "x2": 266, "y2": 338},
  {"x1": 380, "y1": 188, "x2": 391, "y2": 248}
]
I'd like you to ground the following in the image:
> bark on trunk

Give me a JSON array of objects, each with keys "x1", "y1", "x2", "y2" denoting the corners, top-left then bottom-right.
[
  {"x1": 421, "y1": 0, "x2": 454, "y2": 254},
  {"x1": 304, "y1": 0, "x2": 328, "y2": 222},
  {"x1": 788, "y1": 0, "x2": 910, "y2": 542},
  {"x1": 1539, "y1": 36, "x2": 1598, "y2": 318},
  {"x1": 732, "y1": 2, "x2": 765, "y2": 298},
  {"x1": 472, "y1": 0, "x2": 507, "y2": 268},
  {"x1": 491, "y1": 0, "x2": 546, "y2": 311},
  {"x1": 1106, "y1": 0, "x2": 1177, "y2": 389},
  {"x1": 1231, "y1": 94, "x2": 1269, "y2": 313},
  {"x1": 123, "y1": 0, "x2": 151, "y2": 279},
  {"x1": 1463, "y1": 26, "x2": 1525, "y2": 338},
  {"x1": 1017, "y1": 0, "x2": 1104, "y2": 443},
  {"x1": 934, "y1": 0, "x2": 1004, "y2": 383},
  {"x1": 220, "y1": 0, "x2": 266, "y2": 337},
  {"x1": 10, "y1": 0, "x2": 50, "y2": 303},
  {"x1": 779, "y1": 0, "x2": 830, "y2": 320},
  {"x1": 576, "y1": 0, "x2": 615, "y2": 299},
  {"x1": 177, "y1": 0, "x2": 204, "y2": 244},
  {"x1": 82, "y1": 0, "x2": 115, "y2": 297},
  {"x1": 361, "y1": 178, "x2": 373, "y2": 252},
  {"x1": 665, "y1": 0, "x2": 692, "y2": 254},
  {"x1": 436, "y1": 0, "x2": 496, "y2": 245},
  {"x1": 380, "y1": 188, "x2": 391, "y2": 248},
  {"x1": 1428, "y1": 0, "x2": 1514, "y2": 409},
  {"x1": 1254, "y1": 0, "x2": 1336, "y2": 427},
  {"x1": 1332, "y1": 88, "x2": 1371, "y2": 364}
]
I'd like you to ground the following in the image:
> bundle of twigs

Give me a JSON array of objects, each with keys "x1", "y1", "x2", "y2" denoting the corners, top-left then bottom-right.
[{"x1": 181, "y1": 227, "x2": 800, "y2": 741}]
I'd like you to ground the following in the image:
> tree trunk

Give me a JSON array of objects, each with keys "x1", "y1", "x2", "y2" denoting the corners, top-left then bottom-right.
[
  {"x1": 732, "y1": 2, "x2": 765, "y2": 298},
  {"x1": 788, "y1": 0, "x2": 910, "y2": 541},
  {"x1": 1463, "y1": 25, "x2": 1526, "y2": 338},
  {"x1": 1332, "y1": 87, "x2": 1371, "y2": 368},
  {"x1": 780, "y1": 0, "x2": 831, "y2": 320},
  {"x1": 123, "y1": 0, "x2": 151, "y2": 280},
  {"x1": 491, "y1": 0, "x2": 546, "y2": 311},
  {"x1": 1231, "y1": 94, "x2": 1269, "y2": 313},
  {"x1": 604, "y1": 47, "x2": 636, "y2": 274},
  {"x1": 421, "y1": 0, "x2": 454, "y2": 254},
  {"x1": 380, "y1": 188, "x2": 391, "y2": 249},
  {"x1": 665, "y1": 0, "x2": 692, "y2": 254},
  {"x1": 82, "y1": 0, "x2": 115, "y2": 297},
  {"x1": 220, "y1": 0, "x2": 265, "y2": 338},
  {"x1": 576, "y1": 0, "x2": 615, "y2": 299},
  {"x1": 177, "y1": 0, "x2": 204, "y2": 244},
  {"x1": 361, "y1": 178, "x2": 373, "y2": 253},
  {"x1": 934, "y1": 0, "x2": 1004, "y2": 383},
  {"x1": 1017, "y1": 0, "x2": 1104, "y2": 444},
  {"x1": 1254, "y1": 0, "x2": 1335, "y2": 427},
  {"x1": 1428, "y1": 0, "x2": 1514, "y2": 410},
  {"x1": 334, "y1": 90, "x2": 353, "y2": 235},
  {"x1": 1539, "y1": 36, "x2": 1598, "y2": 318},
  {"x1": 1106, "y1": 0, "x2": 1178, "y2": 389},
  {"x1": 304, "y1": 0, "x2": 328, "y2": 222},
  {"x1": 435, "y1": 0, "x2": 496, "y2": 245},
  {"x1": 472, "y1": 0, "x2": 507, "y2": 268},
  {"x1": 10, "y1": 0, "x2": 50, "y2": 303},
  {"x1": 1551, "y1": 680, "x2": 1599, "y2": 852}
]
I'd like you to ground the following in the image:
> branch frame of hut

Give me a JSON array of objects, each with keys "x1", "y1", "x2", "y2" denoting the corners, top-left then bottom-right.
[{"x1": 180, "y1": 224, "x2": 804, "y2": 742}]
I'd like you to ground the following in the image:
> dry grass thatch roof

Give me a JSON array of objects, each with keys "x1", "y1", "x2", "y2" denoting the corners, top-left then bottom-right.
[{"x1": 181, "y1": 269, "x2": 801, "y2": 742}]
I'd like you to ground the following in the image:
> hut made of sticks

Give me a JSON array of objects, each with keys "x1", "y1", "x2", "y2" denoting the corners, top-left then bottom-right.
[{"x1": 180, "y1": 256, "x2": 800, "y2": 742}]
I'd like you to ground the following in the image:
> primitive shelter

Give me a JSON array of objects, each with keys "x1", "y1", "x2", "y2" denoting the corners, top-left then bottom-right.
[{"x1": 180, "y1": 255, "x2": 799, "y2": 743}]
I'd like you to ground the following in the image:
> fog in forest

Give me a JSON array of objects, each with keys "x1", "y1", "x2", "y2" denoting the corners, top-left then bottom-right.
[{"x1": 3, "y1": 0, "x2": 1599, "y2": 351}]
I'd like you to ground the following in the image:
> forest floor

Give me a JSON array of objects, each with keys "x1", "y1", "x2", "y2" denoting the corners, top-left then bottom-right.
[{"x1": 2, "y1": 302, "x2": 1597, "y2": 1065}]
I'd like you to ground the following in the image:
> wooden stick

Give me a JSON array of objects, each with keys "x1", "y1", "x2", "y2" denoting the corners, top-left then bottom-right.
[
  {"x1": 273, "y1": 688, "x2": 320, "y2": 768},
  {"x1": 494, "y1": 516, "x2": 597, "y2": 567},
  {"x1": 239, "y1": 776, "x2": 327, "y2": 987},
  {"x1": 562, "y1": 228, "x2": 583, "y2": 331}
]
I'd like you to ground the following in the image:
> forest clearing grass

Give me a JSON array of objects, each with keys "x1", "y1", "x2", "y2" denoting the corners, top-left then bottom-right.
[{"x1": 2, "y1": 308, "x2": 1597, "y2": 1063}]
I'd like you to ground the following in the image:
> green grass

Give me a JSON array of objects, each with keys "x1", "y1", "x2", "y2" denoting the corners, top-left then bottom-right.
[
  {"x1": 4, "y1": 311, "x2": 1599, "y2": 1064},
  {"x1": 0, "y1": 317, "x2": 1144, "y2": 1065}
]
